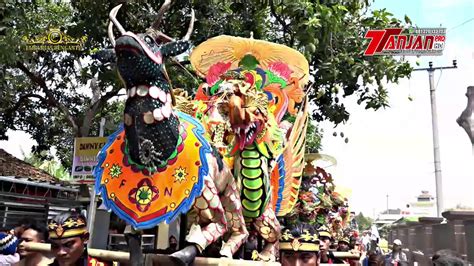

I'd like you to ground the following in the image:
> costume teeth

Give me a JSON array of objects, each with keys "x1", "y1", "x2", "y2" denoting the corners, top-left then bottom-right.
[
  {"x1": 149, "y1": 86, "x2": 160, "y2": 99},
  {"x1": 162, "y1": 102, "x2": 172, "y2": 118},
  {"x1": 153, "y1": 108, "x2": 164, "y2": 121},
  {"x1": 158, "y1": 89, "x2": 167, "y2": 102},
  {"x1": 129, "y1": 86, "x2": 136, "y2": 97},
  {"x1": 137, "y1": 85, "x2": 149, "y2": 96}
]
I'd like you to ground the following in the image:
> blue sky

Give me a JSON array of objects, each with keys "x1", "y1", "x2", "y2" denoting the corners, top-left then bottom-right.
[
  {"x1": 372, "y1": 0, "x2": 474, "y2": 66},
  {"x1": 318, "y1": 0, "x2": 474, "y2": 217}
]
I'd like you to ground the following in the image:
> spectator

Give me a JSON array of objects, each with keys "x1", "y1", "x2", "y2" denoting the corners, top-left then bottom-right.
[
  {"x1": 385, "y1": 239, "x2": 407, "y2": 265},
  {"x1": 0, "y1": 232, "x2": 20, "y2": 266},
  {"x1": 362, "y1": 253, "x2": 385, "y2": 266},
  {"x1": 165, "y1": 235, "x2": 178, "y2": 254},
  {"x1": 17, "y1": 222, "x2": 53, "y2": 265},
  {"x1": 432, "y1": 249, "x2": 467, "y2": 266},
  {"x1": 362, "y1": 231, "x2": 371, "y2": 251},
  {"x1": 11, "y1": 218, "x2": 34, "y2": 238},
  {"x1": 337, "y1": 237, "x2": 351, "y2": 252},
  {"x1": 329, "y1": 237, "x2": 351, "y2": 264}
]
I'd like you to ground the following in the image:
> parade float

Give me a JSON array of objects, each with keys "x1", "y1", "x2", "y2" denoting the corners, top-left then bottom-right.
[
  {"x1": 87, "y1": 1, "x2": 358, "y2": 265},
  {"x1": 291, "y1": 153, "x2": 355, "y2": 241}
]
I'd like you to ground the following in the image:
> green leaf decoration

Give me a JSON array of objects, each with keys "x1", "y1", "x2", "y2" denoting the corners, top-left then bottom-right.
[{"x1": 239, "y1": 54, "x2": 260, "y2": 70}]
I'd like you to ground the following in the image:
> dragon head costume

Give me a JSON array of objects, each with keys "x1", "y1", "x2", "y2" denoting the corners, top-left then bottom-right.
[{"x1": 94, "y1": 3, "x2": 248, "y2": 263}]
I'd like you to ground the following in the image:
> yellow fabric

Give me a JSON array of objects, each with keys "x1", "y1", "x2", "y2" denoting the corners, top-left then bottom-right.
[
  {"x1": 48, "y1": 228, "x2": 87, "y2": 239},
  {"x1": 48, "y1": 217, "x2": 87, "y2": 239},
  {"x1": 280, "y1": 242, "x2": 320, "y2": 252},
  {"x1": 319, "y1": 231, "x2": 331, "y2": 238}
]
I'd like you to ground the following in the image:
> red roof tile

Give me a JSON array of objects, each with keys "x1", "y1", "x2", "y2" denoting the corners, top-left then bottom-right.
[{"x1": 0, "y1": 149, "x2": 56, "y2": 183}]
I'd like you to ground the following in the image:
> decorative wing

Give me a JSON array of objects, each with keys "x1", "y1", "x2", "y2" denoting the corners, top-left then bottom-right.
[{"x1": 271, "y1": 97, "x2": 309, "y2": 216}]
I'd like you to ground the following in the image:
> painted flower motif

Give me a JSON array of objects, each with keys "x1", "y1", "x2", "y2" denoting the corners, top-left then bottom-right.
[
  {"x1": 206, "y1": 62, "x2": 232, "y2": 86},
  {"x1": 268, "y1": 62, "x2": 292, "y2": 81},
  {"x1": 109, "y1": 164, "x2": 122, "y2": 179},
  {"x1": 173, "y1": 167, "x2": 188, "y2": 183},
  {"x1": 128, "y1": 179, "x2": 159, "y2": 212}
]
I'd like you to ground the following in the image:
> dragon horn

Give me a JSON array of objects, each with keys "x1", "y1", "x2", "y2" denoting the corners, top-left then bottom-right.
[
  {"x1": 108, "y1": 4, "x2": 126, "y2": 47},
  {"x1": 107, "y1": 21, "x2": 116, "y2": 47},
  {"x1": 147, "y1": 0, "x2": 174, "y2": 42},
  {"x1": 183, "y1": 9, "x2": 195, "y2": 40},
  {"x1": 150, "y1": 0, "x2": 172, "y2": 30},
  {"x1": 147, "y1": 0, "x2": 195, "y2": 42}
]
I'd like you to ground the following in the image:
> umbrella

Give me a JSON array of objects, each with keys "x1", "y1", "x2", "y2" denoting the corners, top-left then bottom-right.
[{"x1": 190, "y1": 35, "x2": 310, "y2": 86}]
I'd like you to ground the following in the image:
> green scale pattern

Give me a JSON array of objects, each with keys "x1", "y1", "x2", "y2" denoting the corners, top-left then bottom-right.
[{"x1": 238, "y1": 144, "x2": 271, "y2": 219}]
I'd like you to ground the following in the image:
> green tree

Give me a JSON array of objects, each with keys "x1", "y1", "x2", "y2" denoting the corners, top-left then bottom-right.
[
  {"x1": 22, "y1": 150, "x2": 72, "y2": 181},
  {"x1": 355, "y1": 212, "x2": 373, "y2": 231},
  {"x1": 306, "y1": 122, "x2": 323, "y2": 153},
  {"x1": 0, "y1": 0, "x2": 413, "y2": 167}
]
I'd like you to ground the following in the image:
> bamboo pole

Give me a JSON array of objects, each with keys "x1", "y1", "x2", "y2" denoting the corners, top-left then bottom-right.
[
  {"x1": 24, "y1": 242, "x2": 359, "y2": 264},
  {"x1": 24, "y1": 242, "x2": 130, "y2": 262}
]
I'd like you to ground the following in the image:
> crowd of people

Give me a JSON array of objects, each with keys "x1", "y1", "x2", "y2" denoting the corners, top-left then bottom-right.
[
  {"x1": 0, "y1": 210, "x2": 470, "y2": 265},
  {"x1": 279, "y1": 221, "x2": 469, "y2": 266},
  {"x1": 0, "y1": 212, "x2": 103, "y2": 266},
  {"x1": 275, "y1": 162, "x2": 468, "y2": 266}
]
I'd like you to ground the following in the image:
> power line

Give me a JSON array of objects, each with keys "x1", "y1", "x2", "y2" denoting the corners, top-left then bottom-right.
[
  {"x1": 447, "y1": 17, "x2": 474, "y2": 33},
  {"x1": 435, "y1": 69, "x2": 443, "y2": 90}
]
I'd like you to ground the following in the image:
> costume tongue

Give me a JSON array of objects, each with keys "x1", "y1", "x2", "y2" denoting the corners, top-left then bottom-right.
[{"x1": 239, "y1": 129, "x2": 247, "y2": 150}]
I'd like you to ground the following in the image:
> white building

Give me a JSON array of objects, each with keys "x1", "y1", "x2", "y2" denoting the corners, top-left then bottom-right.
[
  {"x1": 401, "y1": 191, "x2": 437, "y2": 217},
  {"x1": 374, "y1": 191, "x2": 437, "y2": 228}
]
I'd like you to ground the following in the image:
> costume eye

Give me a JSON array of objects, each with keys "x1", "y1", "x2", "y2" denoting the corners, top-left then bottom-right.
[{"x1": 145, "y1": 36, "x2": 154, "y2": 45}]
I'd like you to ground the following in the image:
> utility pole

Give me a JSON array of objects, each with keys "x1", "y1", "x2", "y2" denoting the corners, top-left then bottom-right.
[
  {"x1": 87, "y1": 117, "x2": 106, "y2": 248},
  {"x1": 413, "y1": 60, "x2": 457, "y2": 217},
  {"x1": 386, "y1": 194, "x2": 389, "y2": 212}
]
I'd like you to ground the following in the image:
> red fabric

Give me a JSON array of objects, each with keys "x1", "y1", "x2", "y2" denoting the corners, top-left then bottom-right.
[{"x1": 195, "y1": 85, "x2": 209, "y2": 101}]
